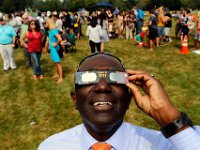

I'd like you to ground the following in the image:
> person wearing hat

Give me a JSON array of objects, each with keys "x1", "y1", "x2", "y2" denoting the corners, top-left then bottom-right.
[{"x1": 0, "y1": 14, "x2": 17, "y2": 71}]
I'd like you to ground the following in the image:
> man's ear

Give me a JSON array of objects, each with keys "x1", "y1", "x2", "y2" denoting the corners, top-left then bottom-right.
[{"x1": 70, "y1": 91, "x2": 78, "y2": 109}]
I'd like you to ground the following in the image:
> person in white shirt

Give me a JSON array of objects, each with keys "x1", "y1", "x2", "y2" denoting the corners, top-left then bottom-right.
[
  {"x1": 86, "y1": 17, "x2": 102, "y2": 53},
  {"x1": 38, "y1": 52, "x2": 200, "y2": 150}
]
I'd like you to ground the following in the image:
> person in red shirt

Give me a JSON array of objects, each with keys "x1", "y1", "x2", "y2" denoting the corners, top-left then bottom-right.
[{"x1": 20, "y1": 20, "x2": 44, "y2": 80}]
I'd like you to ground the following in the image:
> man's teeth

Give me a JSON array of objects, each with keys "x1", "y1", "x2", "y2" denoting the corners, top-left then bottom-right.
[{"x1": 93, "y1": 102, "x2": 112, "y2": 106}]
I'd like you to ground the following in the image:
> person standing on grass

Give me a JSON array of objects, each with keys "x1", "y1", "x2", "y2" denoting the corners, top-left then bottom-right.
[
  {"x1": 45, "y1": 18, "x2": 63, "y2": 84},
  {"x1": 125, "y1": 11, "x2": 134, "y2": 40},
  {"x1": 136, "y1": 6, "x2": 144, "y2": 34},
  {"x1": 0, "y1": 14, "x2": 17, "y2": 71},
  {"x1": 20, "y1": 20, "x2": 44, "y2": 80},
  {"x1": 164, "y1": 8, "x2": 172, "y2": 43},
  {"x1": 157, "y1": 6, "x2": 166, "y2": 45},
  {"x1": 20, "y1": 13, "x2": 32, "y2": 67},
  {"x1": 86, "y1": 17, "x2": 102, "y2": 53},
  {"x1": 98, "y1": 10, "x2": 109, "y2": 52},
  {"x1": 106, "y1": 9, "x2": 114, "y2": 37},
  {"x1": 148, "y1": 9, "x2": 159, "y2": 51},
  {"x1": 117, "y1": 11, "x2": 124, "y2": 39},
  {"x1": 73, "y1": 13, "x2": 81, "y2": 39},
  {"x1": 194, "y1": 12, "x2": 200, "y2": 49},
  {"x1": 175, "y1": 11, "x2": 182, "y2": 39}
]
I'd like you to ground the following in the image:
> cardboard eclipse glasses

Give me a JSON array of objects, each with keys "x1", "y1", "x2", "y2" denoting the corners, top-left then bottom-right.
[{"x1": 75, "y1": 70, "x2": 128, "y2": 85}]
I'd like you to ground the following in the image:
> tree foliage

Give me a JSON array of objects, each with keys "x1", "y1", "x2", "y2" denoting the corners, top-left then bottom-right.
[
  {"x1": 0, "y1": 0, "x2": 199, "y2": 13},
  {"x1": 0, "y1": 0, "x2": 30, "y2": 13},
  {"x1": 181, "y1": 0, "x2": 200, "y2": 9},
  {"x1": 38, "y1": 0, "x2": 61, "y2": 11},
  {"x1": 146, "y1": 0, "x2": 182, "y2": 10}
]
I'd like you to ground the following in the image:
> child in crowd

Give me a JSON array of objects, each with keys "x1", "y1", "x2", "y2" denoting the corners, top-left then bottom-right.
[
  {"x1": 133, "y1": 31, "x2": 146, "y2": 47},
  {"x1": 61, "y1": 28, "x2": 76, "y2": 52}
]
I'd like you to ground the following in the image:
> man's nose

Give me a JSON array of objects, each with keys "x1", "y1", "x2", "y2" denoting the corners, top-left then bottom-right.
[{"x1": 94, "y1": 78, "x2": 112, "y2": 93}]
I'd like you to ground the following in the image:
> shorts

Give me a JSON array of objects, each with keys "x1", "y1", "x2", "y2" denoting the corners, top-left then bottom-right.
[
  {"x1": 157, "y1": 26, "x2": 165, "y2": 37},
  {"x1": 148, "y1": 28, "x2": 159, "y2": 40},
  {"x1": 181, "y1": 26, "x2": 189, "y2": 36},
  {"x1": 164, "y1": 27, "x2": 170, "y2": 36},
  {"x1": 194, "y1": 31, "x2": 200, "y2": 41}
]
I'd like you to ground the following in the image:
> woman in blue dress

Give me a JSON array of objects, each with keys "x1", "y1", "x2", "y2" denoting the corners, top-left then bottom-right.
[{"x1": 45, "y1": 19, "x2": 63, "y2": 84}]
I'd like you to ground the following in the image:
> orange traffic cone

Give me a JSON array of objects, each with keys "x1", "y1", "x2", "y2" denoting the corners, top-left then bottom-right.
[{"x1": 179, "y1": 36, "x2": 190, "y2": 54}]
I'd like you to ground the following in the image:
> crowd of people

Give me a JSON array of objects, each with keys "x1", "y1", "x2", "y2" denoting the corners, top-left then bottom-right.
[{"x1": 0, "y1": 7, "x2": 200, "y2": 82}]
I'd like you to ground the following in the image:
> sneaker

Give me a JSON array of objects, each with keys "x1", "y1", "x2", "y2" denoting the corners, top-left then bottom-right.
[
  {"x1": 11, "y1": 67, "x2": 17, "y2": 70},
  {"x1": 4, "y1": 68, "x2": 9, "y2": 71},
  {"x1": 33, "y1": 75, "x2": 37, "y2": 80},
  {"x1": 168, "y1": 38, "x2": 173, "y2": 43},
  {"x1": 40, "y1": 75, "x2": 44, "y2": 79}
]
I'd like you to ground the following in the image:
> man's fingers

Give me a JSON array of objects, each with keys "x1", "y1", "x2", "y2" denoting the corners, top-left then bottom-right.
[
  {"x1": 126, "y1": 82, "x2": 143, "y2": 102},
  {"x1": 126, "y1": 70, "x2": 155, "y2": 81},
  {"x1": 128, "y1": 73, "x2": 155, "y2": 85},
  {"x1": 126, "y1": 69, "x2": 149, "y2": 75}
]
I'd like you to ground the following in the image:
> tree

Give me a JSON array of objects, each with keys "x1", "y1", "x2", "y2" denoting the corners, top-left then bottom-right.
[
  {"x1": 36, "y1": 0, "x2": 62, "y2": 11},
  {"x1": 1, "y1": 0, "x2": 15, "y2": 13},
  {"x1": 0, "y1": 0, "x2": 30, "y2": 13},
  {"x1": 146, "y1": 0, "x2": 182, "y2": 10},
  {"x1": 181, "y1": 0, "x2": 200, "y2": 9}
]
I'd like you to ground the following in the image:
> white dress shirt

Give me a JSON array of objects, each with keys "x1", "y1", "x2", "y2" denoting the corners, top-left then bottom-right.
[{"x1": 38, "y1": 122, "x2": 200, "y2": 150}]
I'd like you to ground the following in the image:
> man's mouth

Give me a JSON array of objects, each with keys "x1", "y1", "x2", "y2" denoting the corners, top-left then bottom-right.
[
  {"x1": 93, "y1": 102, "x2": 113, "y2": 106},
  {"x1": 92, "y1": 101, "x2": 114, "y2": 111}
]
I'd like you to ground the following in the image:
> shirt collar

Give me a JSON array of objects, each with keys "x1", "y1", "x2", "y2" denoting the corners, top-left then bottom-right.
[
  {"x1": 80, "y1": 122, "x2": 127, "y2": 150},
  {"x1": 80, "y1": 124, "x2": 97, "y2": 150},
  {"x1": 105, "y1": 122, "x2": 127, "y2": 150}
]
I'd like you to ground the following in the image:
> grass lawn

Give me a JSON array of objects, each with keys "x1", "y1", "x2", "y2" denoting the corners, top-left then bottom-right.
[{"x1": 0, "y1": 25, "x2": 200, "y2": 150}]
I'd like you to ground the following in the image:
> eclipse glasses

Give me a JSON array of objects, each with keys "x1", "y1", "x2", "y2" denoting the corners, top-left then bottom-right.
[{"x1": 75, "y1": 70, "x2": 128, "y2": 85}]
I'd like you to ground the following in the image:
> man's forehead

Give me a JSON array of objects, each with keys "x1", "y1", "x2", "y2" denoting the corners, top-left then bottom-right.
[{"x1": 78, "y1": 55, "x2": 125, "y2": 71}]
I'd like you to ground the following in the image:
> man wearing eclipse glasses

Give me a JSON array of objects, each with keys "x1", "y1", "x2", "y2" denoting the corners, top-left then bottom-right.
[{"x1": 39, "y1": 52, "x2": 200, "y2": 150}]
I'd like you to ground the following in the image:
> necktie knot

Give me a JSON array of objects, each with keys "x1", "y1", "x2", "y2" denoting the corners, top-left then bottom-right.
[{"x1": 92, "y1": 142, "x2": 111, "y2": 150}]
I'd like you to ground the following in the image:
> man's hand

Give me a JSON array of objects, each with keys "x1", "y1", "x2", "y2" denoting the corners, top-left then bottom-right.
[{"x1": 126, "y1": 70, "x2": 180, "y2": 127}]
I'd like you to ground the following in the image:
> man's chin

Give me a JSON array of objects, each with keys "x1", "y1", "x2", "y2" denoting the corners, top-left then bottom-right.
[{"x1": 86, "y1": 117, "x2": 123, "y2": 131}]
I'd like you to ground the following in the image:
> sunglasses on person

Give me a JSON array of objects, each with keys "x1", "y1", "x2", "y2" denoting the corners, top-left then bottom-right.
[
  {"x1": 30, "y1": 22, "x2": 35, "y2": 25},
  {"x1": 75, "y1": 70, "x2": 128, "y2": 85}
]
